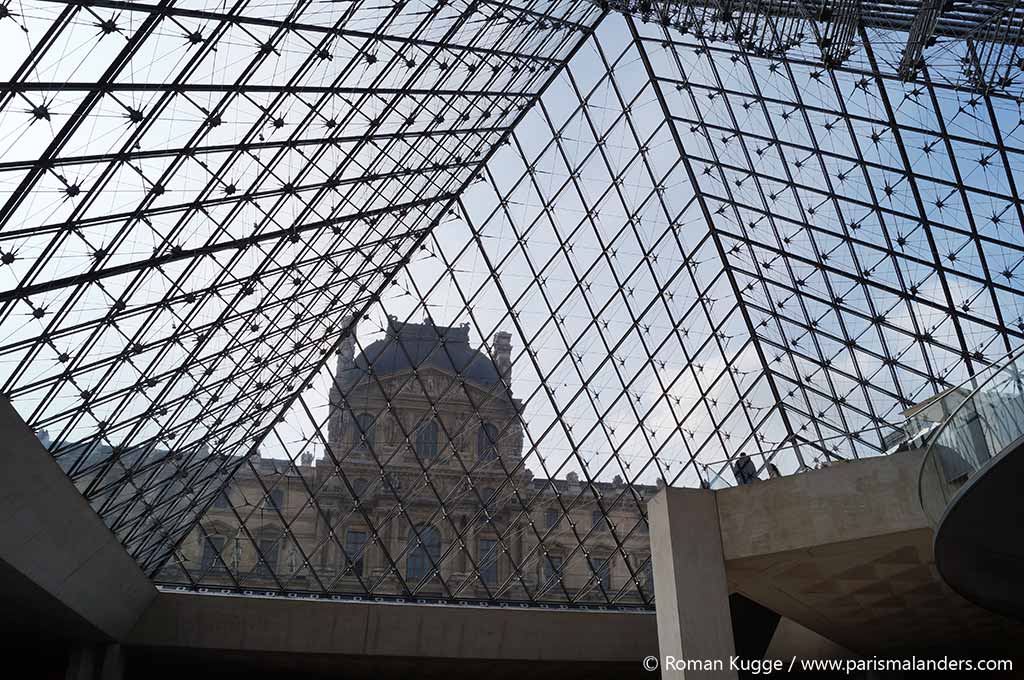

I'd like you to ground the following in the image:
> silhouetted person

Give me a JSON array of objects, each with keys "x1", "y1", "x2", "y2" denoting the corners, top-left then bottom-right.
[{"x1": 733, "y1": 454, "x2": 758, "y2": 485}]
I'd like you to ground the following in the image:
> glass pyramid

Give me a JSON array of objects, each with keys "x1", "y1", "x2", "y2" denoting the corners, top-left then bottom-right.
[{"x1": 2, "y1": 0, "x2": 1023, "y2": 608}]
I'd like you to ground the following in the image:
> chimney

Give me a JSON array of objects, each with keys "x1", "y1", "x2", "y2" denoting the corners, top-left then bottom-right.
[
  {"x1": 329, "y1": 316, "x2": 357, "y2": 451},
  {"x1": 336, "y1": 315, "x2": 358, "y2": 378},
  {"x1": 493, "y1": 331, "x2": 512, "y2": 385}
]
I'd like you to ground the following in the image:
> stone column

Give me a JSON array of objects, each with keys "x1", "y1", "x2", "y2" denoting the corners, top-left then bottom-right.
[
  {"x1": 100, "y1": 644, "x2": 125, "y2": 680},
  {"x1": 648, "y1": 487, "x2": 737, "y2": 679},
  {"x1": 65, "y1": 645, "x2": 97, "y2": 680}
]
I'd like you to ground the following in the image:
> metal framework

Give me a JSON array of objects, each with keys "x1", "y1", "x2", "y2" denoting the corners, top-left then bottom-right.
[{"x1": 2, "y1": 0, "x2": 1024, "y2": 609}]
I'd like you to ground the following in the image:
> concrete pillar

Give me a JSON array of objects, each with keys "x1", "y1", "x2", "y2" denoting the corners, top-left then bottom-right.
[
  {"x1": 65, "y1": 643, "x2": 124, "y2": 680},
  {"x1": 648, "y1": 488, "x2": 737, "y2": 679},
  {"x1": 66, "y1": 644, "x2": 97, "y2": 680},
  {"x1": 99, "y1": 644, "x2": 125, "y2": 680}
]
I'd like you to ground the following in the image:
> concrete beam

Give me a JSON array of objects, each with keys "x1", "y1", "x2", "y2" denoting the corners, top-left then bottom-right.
[
  {"x1": 648, "y1": 488, "x2": 737, "y2": 679},
  {"x1": 763, "y1": 618, "x2": 857, "y2": 662},
  {"x1": 128, "y1": 591, "x2": 658, "y2": 665},
  {"x1": 0, "y1": 400, "x2": 156, "y2": 641}
]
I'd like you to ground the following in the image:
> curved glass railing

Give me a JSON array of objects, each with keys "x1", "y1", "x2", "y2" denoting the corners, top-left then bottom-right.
[{"x1": 916, "y1": 347, "x2": 1024, "y2": 525}]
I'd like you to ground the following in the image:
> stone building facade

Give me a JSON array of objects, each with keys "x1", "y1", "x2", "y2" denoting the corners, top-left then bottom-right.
[{"x1": 164, "y1": 319, "x2": 654, "y2": 605}]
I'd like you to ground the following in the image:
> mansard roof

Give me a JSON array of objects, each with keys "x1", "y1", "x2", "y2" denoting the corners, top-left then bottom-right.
[{"x1": 345, "y1": 317, "x2": 502, "y2": 387}]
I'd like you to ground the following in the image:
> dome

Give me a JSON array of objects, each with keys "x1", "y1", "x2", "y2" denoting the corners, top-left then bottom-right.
[{"x1": 343, "y1": 318, "x2": 501, "y2": 386}]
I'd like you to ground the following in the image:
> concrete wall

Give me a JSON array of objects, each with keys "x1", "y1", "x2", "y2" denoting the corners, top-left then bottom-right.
[
  {"x1": 716, "y1": 451, "x2": 929, "y2": 561},
  {"x1": 129, "y1": 591, "x2": 658, "y2": 663},
  {"x1": 0, "y1": 400, "x2": 156, "y2": 641}
]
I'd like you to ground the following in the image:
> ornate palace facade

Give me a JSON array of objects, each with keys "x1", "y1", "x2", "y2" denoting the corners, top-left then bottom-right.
[{"x1": 162, "y1": 319, "x2": 654, "y2": 606}]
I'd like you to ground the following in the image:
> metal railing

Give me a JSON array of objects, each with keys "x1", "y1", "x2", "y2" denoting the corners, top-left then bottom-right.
[{"x1": 916, "y1": 347, "x2": 1024, "y2": 525}]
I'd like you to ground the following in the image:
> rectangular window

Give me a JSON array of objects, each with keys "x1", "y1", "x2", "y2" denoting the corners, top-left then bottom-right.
[
  {"x1": 256, "y1": 537, "x2": 279, "y2": 578},
  {"x1": 415, "y1": 421, "x2": 439, "y2": 459},
  {"x1": 201, "y1": 535, "x2": 226, "y2": 571},
  {"x1": 592, "y1": 509, "x2": 605, "y2": 532},
  {"x1": 479, "y1": 538, "x2": 498, "y2": 586},
  {"x1": 544, "y1": 554, "x2": 563, "y2": 583},
  {"x1": 264, "y1": 488, "x2": 284, "y2": 510},
  {"x1": 405, "y1": 526, "x2": 440, "y2": 582},
  {"x1": 345, "y1": 529, "x2": 368, "y2": 578},
  {"x1": 477, "y1": 423, "x2": 498, "y2": 461},
  {"x1": 590, "y1": 554, "x2": 611, "y2": 589},
  {"x1": 545, "y1": 508, "x2": 560, "y2": 529}
]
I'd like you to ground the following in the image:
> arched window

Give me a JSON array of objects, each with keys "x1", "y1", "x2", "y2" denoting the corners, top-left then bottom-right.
[
  {"x1": 354, "y1": 413, "x2": 375, "y2": 452},
  {"x1": 406, "y1": 524, "x2": 441, "y2": 581},
  {"x1": 477, "y1": 422, "x2": 498, "y2": 461},
  {"x1": 415, "y1": 419, "x2": 439, "y2": 459}
]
